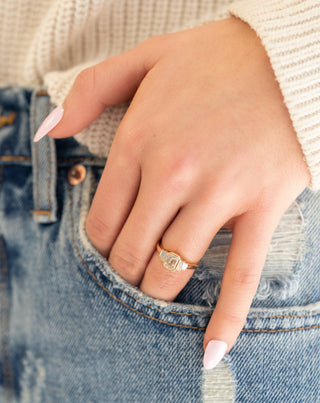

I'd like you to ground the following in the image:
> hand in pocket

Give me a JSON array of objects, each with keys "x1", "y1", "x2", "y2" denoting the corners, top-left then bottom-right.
[{"x1": 34, "y1": 17, "x2": 311, "y2": 369}]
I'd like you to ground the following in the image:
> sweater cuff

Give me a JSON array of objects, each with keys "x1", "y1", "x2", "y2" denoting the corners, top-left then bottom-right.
[{"x1": 228, "y1": 0, "x2": 320, "y2": 191}]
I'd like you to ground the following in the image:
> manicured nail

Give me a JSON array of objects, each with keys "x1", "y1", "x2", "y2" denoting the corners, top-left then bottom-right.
[
  {"x1": 203, "y1": 340, "x2": 228, "y2": 370},
  {"x1": 33, "y1": 105, "x2": 64, "y2": 142}
]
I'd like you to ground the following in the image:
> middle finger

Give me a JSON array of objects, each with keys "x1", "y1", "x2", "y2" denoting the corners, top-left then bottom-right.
[{"x1": 108, "y1": 166, "x2": 189, "y2": 285}]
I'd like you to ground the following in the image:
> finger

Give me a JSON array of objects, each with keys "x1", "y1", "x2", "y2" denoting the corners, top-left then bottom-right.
[
  {"x1": 34, "y1": 40, "x2": 157, "y2": 142},
  {"x1": 139, "y1": 194, "x2": 235, "y2": 301},
  {"x1": 85, "y1": 140, "x2": 141, "y2": 258},
  {"x1": 107, "y1": 167, "x2": 190, "y2": 286},
  {"x1": 202, "y1": 208, "x2": 281, "y2": 370}
]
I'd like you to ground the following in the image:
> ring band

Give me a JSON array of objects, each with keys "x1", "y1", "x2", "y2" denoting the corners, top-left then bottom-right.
[{"x1": 156, "y1": 242, "x2": 199, "y2": 272}]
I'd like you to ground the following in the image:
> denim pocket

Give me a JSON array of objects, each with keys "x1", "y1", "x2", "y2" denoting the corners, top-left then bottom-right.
[
  {"x1": 66, "y1": 162, "x2": 319, "y2": 330},
  {"x1": 68, "y1": 167, "x2": 320, "y2": 402},
  {"x1": 67, "y1": 165, "x2": 212, "y2": 331}
]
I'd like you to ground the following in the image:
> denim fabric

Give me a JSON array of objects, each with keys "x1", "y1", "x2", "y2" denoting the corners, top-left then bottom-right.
[{"x1": 0, "y1": 85, "x2": 319, "y2": 402}]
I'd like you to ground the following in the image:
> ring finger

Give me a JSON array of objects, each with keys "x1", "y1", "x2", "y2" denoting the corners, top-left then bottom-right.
[{"x1": 139, "y1": 194, "x2": 236, "y2": 301}]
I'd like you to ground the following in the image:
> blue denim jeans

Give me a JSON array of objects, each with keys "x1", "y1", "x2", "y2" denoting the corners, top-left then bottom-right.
[{"x1": 0, "y1": 85, "x2": 320, "y2": 402}]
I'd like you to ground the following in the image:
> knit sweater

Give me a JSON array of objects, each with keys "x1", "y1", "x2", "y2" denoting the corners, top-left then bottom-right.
[{"x1": 1, "y1": 0, "x2": 319, "y2": 190}]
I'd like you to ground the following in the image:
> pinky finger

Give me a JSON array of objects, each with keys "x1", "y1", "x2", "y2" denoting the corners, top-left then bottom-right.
[{"x1": 203, "y1": 207, "x2": 283, "y2": 369}]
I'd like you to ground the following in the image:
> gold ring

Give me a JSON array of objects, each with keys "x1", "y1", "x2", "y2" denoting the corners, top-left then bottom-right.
[{"x1": 156, "y1": 242, "x2": 199, "y2": 272}]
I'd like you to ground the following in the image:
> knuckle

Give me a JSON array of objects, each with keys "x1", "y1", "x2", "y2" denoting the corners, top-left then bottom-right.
[
  {"x1": 229, "y1": 268, "x2": 259, "y2": 290},
  {"x1": 251, "y1": 184, "x2": 279, "y2": 214},
  {"x1": 85, "y1": 213, "x2": 112, "y2": 246},
  {"x1": 140, "y1": 33, "x2": 168, "y2": 52},
  {"x1": 222, "y1": 309, "x2": 246, "y2": 329},
  {"x1": 115, "y1": 122, "x2": 148, "y2": 161},
  {"x1": 155, "y1": 150, "x2": 196, "y2": 193},
  {"x1": 140, "y1": 35, "x2": 158, "y2": 49},
  {"x1": 198, "y1": 180, "x2": 233, "y2": 210},
  {"x1": 156, "y1": 271, "x2": 180, "y2": 294},
  {"x1": 138, "y1": 33, "x2": 178, "y2": 68},
  {"x1": 109, "y1": 245, "x2": 147, "y2": 283},
  {"x1": 75, "y1": 66, "x2": 97, "y2": 93},
  {"x1": 254, "y1": 196, "x2": 274, "y2": 215}
]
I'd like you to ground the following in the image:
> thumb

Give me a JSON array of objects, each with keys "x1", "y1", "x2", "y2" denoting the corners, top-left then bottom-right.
[
  {"x1": 203, "y1": 208, "x2": 281, "y2": 370},
  {"x1": 33, "y1": 41, "x2": 154, "y2": 142}
]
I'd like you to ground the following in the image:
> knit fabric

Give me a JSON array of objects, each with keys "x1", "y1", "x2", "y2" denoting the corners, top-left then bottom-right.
[
  {"x1": 228, "y1": 0, "x2": 320, "y2": 191},
  {"x1": 0, "y1": 0, "x2": 319, "y2": 190}
]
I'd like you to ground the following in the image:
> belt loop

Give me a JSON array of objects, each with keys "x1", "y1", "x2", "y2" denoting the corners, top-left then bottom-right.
[{"x1": 30, "y1": 88, "x2": 58, "y2": 224}]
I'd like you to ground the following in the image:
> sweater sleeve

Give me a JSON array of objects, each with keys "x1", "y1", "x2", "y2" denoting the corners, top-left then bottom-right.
[{"x1": 227, "y1": 0, "x2": 320, "y2": 191}]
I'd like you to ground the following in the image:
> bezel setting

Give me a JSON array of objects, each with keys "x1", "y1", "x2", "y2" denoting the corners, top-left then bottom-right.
[{"x1": 159, "y1": 250, "x2": 189, "y2": 271}]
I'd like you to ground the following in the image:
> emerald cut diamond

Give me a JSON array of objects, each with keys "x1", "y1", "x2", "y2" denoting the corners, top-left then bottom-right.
[{"x1": 159, "y1": 250, "x2": 188, "y2": 271}]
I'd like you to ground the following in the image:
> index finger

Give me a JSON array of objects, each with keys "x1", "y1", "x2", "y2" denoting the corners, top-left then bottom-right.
[
  {"x1": 203, "y1": 207, "x2": 282, "y2": 369},
  {"x1": 33, "y1": 39, "x2": 156, "y2": 142}
]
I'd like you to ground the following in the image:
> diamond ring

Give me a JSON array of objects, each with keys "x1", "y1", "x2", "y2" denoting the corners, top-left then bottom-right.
[{"x1": 156, "y1": 242, "x2": 199, "y2": 272}]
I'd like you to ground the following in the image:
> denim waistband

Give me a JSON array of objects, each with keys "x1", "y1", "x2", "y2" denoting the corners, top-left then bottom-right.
[
  {"x1": 30, "y1": 88, "x2": 58, "y2": 223},
  {"x1": 0, "y1": 85, "x2": 105, "y2": 225}
]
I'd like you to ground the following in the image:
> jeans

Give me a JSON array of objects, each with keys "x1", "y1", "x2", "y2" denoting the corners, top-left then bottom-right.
[{"x1": 0, "y1": 85, "x2": 319, "y2": 402}]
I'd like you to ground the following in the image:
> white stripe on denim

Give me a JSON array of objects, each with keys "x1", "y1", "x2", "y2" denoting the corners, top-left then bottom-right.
[{"x1": 202, "y1": 360, "x2": 235, "y2": 403}]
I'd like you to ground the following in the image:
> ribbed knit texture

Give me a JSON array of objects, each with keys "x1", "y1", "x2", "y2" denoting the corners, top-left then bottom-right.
[
  {"x1": 228, "y1": 0, "x2": 320, "y2": 191},
  {"x1": 0, "y1": 0, "x2": 319, "y2": 190}
]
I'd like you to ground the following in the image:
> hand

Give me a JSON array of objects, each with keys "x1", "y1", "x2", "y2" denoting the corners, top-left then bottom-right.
[{"x1": 38, "y1": 17, "x2": 311, "y2": 369}]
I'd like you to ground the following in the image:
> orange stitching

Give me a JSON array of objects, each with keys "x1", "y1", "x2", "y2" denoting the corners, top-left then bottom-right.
[
  {"x1": 0, "y1": 112, "x2": 17, "y2": 129},
  {"x1": 243, "y1": 325, "x2": 320, "y2": 333},
  {"x1": 0, "y1": 156, "x2": 31, "y2": 162},
  {"x1": 29, "y1": 210, "x2": 51, "y2": 216},
  {"x1": 37, "y1": 90, "x2": 48, "y2": 96},
  {"x1": 68, "y1": 183, "x2": 320, "y2": 333},
  {"x1": 86, "y1": 269, "x2": 206, "y2": 330},
  {"x1": 252, "y1": 313, "x2": 320, "y2": 320}
]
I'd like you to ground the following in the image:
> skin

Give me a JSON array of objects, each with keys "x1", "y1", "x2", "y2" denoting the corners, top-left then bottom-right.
[{"x1": 46, "y1": 17, "x2": 311, "y2": 361}]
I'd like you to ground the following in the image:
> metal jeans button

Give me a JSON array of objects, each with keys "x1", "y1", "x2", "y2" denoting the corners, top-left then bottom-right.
[{"x1": 68, "y1": 164, "x2": 86, "y2": 185}]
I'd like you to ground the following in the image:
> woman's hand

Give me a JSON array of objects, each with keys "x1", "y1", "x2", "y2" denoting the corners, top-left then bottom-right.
[{"x1": 35, "y1": 17, "x2": 311, "y2": 369}]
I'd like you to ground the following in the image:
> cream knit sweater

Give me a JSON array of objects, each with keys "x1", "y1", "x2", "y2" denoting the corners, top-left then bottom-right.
[{"x1": 1, "y1": 0, "x2": 319, "y2": 190}]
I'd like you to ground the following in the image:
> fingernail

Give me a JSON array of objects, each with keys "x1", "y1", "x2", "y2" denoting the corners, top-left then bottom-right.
[
  {"x1": 203, "y1": 340, "x2": 228, "y2": 370},
  {"x1": 33, "y1": 105, "x2": 64, "y2": 142}
]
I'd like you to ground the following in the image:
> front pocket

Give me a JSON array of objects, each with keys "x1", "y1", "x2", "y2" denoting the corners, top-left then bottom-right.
[
  {"x1": 67, "y1": 166, "x2": 213, "y2": 331},
  {"x1": 65, "y1": 167, "x2": 320, "y2": 402},
  {"x1": 67, "y1": 165, "x2": 316, "y2": 332}
]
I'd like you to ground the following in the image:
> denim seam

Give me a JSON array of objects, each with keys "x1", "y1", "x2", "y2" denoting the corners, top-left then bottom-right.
[
  {"x1": 243, "y1": 325, "x2": 320, "y2": 333},
  {"x1": 32, "y1": 91, "x2": 53, "y2": 219},
  {"x1": 69, "y1": 182, "x2": 320, "y2": 333},
  {"x1": 86, "y1": 270, "x2": 207, "y2": 331},
  {"x1": 0, "y1": 237, "x2": 14, "y2": 401},
  {"x1": 32, "y1": 94, "x2": 41, "y2": 212},
  {"x1": 251, "y1": 313, "x2": 320, "y2": 319},
  {"x1": 0, "y1": 164, "x2": 3, "y2": 190},
  {"x1": 45, "y1": 100, "x2": 51, "y2": 212}
]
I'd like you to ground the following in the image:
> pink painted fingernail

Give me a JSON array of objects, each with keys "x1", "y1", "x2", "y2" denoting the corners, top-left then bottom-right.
[
  {"x1": 33, "y1": 105, "x2": 64, "y2": 142},
  {"x1": 203, "y1": 340, "x2": 228, "y2": 370}
]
